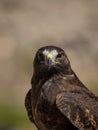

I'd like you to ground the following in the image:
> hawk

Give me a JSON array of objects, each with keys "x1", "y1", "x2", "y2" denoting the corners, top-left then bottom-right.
[{"x1": 25, "y1": 46, "x2": 98, "y2": 130}]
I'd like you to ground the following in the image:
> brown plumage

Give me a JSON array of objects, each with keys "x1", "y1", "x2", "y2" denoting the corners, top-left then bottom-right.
[{"x1": 25, "y1": 46, "x2": 98, "y2": 130}]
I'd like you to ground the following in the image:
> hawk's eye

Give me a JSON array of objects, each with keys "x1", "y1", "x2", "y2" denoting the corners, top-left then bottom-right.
[
  {"x1": 38, "y1": 53, "x2": 44, "y2": 59},
  {"x1": 56, "y1": 52, "x2": 64, "y2": 58},
  {"x1": 38, "y1": 53, "x2": 45, "y2": 63},
  {"x1": 39, "y1": 53, "x2": 43, "y2": 58}
]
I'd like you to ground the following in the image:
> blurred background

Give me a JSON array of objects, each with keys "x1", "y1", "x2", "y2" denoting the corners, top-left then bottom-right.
[{"x1": 0, "y1": 0, "x2": 98, "y2": 130}]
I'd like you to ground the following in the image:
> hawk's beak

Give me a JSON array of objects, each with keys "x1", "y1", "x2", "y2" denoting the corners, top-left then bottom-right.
[
  {"x1": 46, "y1": 53, "x2": 59, "y2": 69},
  {"x1": 48, "y1": 58, "x2": 53, "y2": 69},
  {"x1": 46, "y1": 53, "x2": 54, "y2": 69}
]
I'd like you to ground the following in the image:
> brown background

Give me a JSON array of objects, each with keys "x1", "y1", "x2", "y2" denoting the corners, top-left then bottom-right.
[{"x1": 0, "y1": 0, "x2": 98, "y2": 130}]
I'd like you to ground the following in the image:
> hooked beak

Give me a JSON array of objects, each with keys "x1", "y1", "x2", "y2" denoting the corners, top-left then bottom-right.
[
  {"x1": 47, "y1": 58, "x2": 53, "y2": 69},
  {"x1": 46, "y1": 53, "x2": 59, "y2": 69}
]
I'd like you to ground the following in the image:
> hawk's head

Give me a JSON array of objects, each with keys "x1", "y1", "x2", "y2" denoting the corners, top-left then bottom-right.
[{"x1": 33, "y1": 46, "x2": 72, "y2": 76}]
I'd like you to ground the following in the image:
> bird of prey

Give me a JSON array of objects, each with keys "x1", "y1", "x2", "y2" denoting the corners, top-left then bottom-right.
[{"x1": 25, "y1": 46, "x2": 98, "y2": 130}]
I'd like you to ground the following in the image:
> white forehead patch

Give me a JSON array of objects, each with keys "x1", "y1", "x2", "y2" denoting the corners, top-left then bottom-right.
[{"x1": 43, "y1": 49, "x2": 58, "y2": 57}]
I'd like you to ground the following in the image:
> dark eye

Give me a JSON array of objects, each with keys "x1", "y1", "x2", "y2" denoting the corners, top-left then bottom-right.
[
  {"x1": 38, "y1": 53, "x2": 45, "y2": 63},
  {"x1": 56, "y1": 54, "x2": 62, "y2": 58},
  {"x1": 56, "y1": 52, "x2": 64, "y2": 58},
  {"x1": 38, "y1": 53, "x2": 43, "y2": 59}
]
